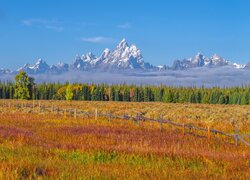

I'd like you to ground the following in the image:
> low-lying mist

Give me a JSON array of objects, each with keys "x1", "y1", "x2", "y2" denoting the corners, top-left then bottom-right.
[{"x1": 1, "y1": 66, "x2": 249, "y2": 87}]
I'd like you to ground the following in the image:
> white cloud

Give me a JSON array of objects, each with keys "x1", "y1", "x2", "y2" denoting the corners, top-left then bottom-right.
[
  {"x1": 21, "y1": 18, "x2": 64, "y2": 32},
  {"x1": 22, "y1": 18, "x2": 57, "y2": 26},
  {"x1": 45, "y1": 25, "x2": 64, "y2": 32},
  {"x1": 22, "y1": 20, "x2": 32, "y2": 26},
  {"x1": 81, "y1": 37, "x2": 115, "y2": 43},
  {"x1": 118, "y1": 23, "x2": 132, "y2": 29}
]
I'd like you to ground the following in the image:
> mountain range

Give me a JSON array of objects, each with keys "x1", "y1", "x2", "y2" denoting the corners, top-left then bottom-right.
[{"x1": 0, "y1": 39, "x2": 248, "y2": 75}]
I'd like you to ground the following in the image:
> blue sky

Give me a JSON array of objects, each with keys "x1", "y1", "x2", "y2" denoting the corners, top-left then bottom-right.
[{"x1": 0, "y1": 0, "x2": 249, "y2": 69}]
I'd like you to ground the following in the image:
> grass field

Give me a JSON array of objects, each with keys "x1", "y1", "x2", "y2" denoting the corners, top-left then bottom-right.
[{"x1": 0, "y1": 100, "x2": 249, "y2": 179}]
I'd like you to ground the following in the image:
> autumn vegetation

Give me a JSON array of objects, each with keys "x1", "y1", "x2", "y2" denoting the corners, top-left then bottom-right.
[
  {"x1": 0, "y1": 72, "x2": 249, "y2": 178},
  {"x1": 0, "y1": 100, "x2": 249, "y2": 179},
  {"x1": 1, "y1": 71, "x2": 250, "y2": 105}
]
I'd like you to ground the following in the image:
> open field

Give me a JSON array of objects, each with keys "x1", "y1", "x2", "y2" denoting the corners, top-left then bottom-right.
[{"x1": 0, "y1": 100, "x2": 249, "y2": 179}]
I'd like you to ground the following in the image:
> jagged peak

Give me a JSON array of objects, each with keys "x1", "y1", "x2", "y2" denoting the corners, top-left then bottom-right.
[
  {"x1": 23, "y1": 63, "x2": 30, "y2": 68},
  {"x1": 194, "y1": 52, "x2": 205, "y2": 58},
  {"x1": 117, "y1": 38, "x2": 128, "y2": 49},
  {"x1": 211, "y1": 54, "x2": 223, "y2": 60},
  {"x1": 103, "y1": 48, "x2": 110, "y2": 53},
  {"x1": 32, "y1": 58, "x2": 49, "y2": 67},
  {"x1": 36, "y1": 58, "x2": 43, "y2": 62},
  {"x1": 34, "y1": 58, "x2": 47, "y2": 66},
  {"x1": 100, "y1": 48, "x2": 110, "y2": 58},
  {"x1": 57, "y1": 62, "x2": 67, "y2": 67},
  {"x1": 120, "y1": 38, "x2": 127, "y2": 43},
  {"x1": 8, "y1": 39, "x2": 247, "y2": 74},
  {"x1": 192, "y1": 52, "x2": 205, "y2": 66},
  {"x1": 82, "y1": 52, "x2": 96, "y2": 61},
  {"x1": 130, "y1": 44, "x2": 139, "y2": 51}
]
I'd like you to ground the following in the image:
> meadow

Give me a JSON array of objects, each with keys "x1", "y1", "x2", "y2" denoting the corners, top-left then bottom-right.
[{"x1": 0, "y1": 100, "x2": 249, "y2": 179}]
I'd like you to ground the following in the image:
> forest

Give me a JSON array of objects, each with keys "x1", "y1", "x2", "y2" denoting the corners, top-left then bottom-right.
[{"x1": 0, "y1": 72, "x2": 249, "y2": 105}]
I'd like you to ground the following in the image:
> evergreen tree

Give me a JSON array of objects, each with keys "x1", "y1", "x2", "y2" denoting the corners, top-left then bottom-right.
[
  {"x1": 218, "y1": 95, "x2": 225, "y2": 104},
  {"x1": 189, "y1": 92, "x2": 196, "y2": 103}
]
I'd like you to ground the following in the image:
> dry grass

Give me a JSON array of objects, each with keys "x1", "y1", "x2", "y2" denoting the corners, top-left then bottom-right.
[{"x1": 0, "y1": 100, "x2": 249, "y2": 179}]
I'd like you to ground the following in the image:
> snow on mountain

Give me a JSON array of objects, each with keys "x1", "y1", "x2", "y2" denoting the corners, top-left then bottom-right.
[
  {"x1": 156, "y1": 65, "x2": 169, "y2": 71},
  {"x1": 81, "y1": 52, "x2": 96, "y2": 63},
  {"x1": 192, "y1": 53, "x2": 206, "y2": 67},
  {"x1": 172, "y1": 53, "x2": 207, "y2": 70},
  {"x1": 16, "y1": 59, "x2": 51, "y2": 74},
  {"x1": 16, "y1": 58, "x2": 69, "y2": 74},
  {"x1": 101, "y1": 38, "x2": 152, "y2": 70},
  {"x1": 71, "y1": 55, "x2": 89, "y2": 70},
  {"x1": 50, "y1": 62, "x2": 69, "y2": 73},
  {"x1": 71, "y1": 38, "x2": 153, "y2": 71},
  {"x1": 0, "y1": 68, "x2": 11, "y2": 74},
  {"x1": 16, "y1": 63, "x2": 34, "y2": 74},
  {"x1": 209, "y1": 54, "x2": 229, "y2": 66},
  {"x1": 172, "y1": 53, "x2": 231, "y2": 70},
  {"x1": 30, "y1": 59, "x2": 50, "y2": 73},
  {"x1": 5, "y1": 39, "x2": 247, "y2": 75},
  {"x1": 233, "y1": 63, "x2": 245, "y2": 69}
]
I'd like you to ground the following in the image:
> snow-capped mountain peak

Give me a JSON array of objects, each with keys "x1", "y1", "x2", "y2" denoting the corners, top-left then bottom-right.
[
  {"x1": 82, "y1": 52, "x2": 96, "y2": 61},
  {"x1": 211, "y1": 54, "x2": 221, "y2": 60},
  {"x1": 195, "y1": 52, "x2": 204, "y2": 58},
  {"x1": 30, "y1": 58, "x2": 49, "y2": 70},
  {"x1": 100, "y1": 48, "x2": 110, "y2": 59},
  {"x1": 130, "y1": 45, "x2": 141, "y2": 57},
  {"x1": 0, "y1": 39, "x2": 247, "y2": 76},
  {"x1": 192, "y1": 52, "x2": 206, "y2": 67},
  {"x1": 210, "y1": 54, "x2": 229, "y2": 66},
  {"x1": 17, "y1": 63, "x2": 30, "y2": 71},
  {"x1": 50, "y1": 62, "x2": 69, "y2": 73},
  {"x1": 172, "y1": 53, "x2": 232, "y2": 70},
  {"x1": 0, "y1": 68, "x2": 11, "y2": 74},
  {"x1": 233, "y1": 63, "x2": 245, "y2": 69},
  {"x1": 15, "y1": 58, "x2": 50, "y2": 74},
  {"x1": 117, "y1": 38, "x2": 129, "y2": 49},
  {"x1": 35, "y1": 58, "x2": 43, "y2": 64}
]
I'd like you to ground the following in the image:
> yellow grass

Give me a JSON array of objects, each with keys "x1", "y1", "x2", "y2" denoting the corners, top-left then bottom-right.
[{"x1": 0, "y1": 100, "x2": 249, "y2": 179}]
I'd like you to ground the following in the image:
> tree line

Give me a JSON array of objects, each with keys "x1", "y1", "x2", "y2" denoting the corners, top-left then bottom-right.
[{"x1": 0, "y1": 71, "x2": 249, "y2": 105}]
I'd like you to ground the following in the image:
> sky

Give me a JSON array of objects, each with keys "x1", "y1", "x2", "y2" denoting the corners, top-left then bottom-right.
[{"x1": 0, "y1": 0, "x2": 250, "y2": 69}]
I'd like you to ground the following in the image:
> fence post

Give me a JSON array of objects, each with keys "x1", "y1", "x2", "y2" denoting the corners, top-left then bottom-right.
[
  {"x1": 137, "y1": 113, "x2": 140, "y2": 126},
  {"x1": 107, "y1": 112, "x2": 111, "y2": 122},
  {"x1": 33, "y1": 100, "x2": 35, "y2": 111},
  {"x1": 123, "y1": 111, "x2": 126, "y2": 120},
  {"x1": 74, "y1": 108, "x2": 77, "y2": 119},
  {"x1": 38, "y1": 101, "x2": 41, "y2": 113},
  {"x1": 64, "y1": 109, "x2": 67, "y2": 118},
  {"x1": 95, "y1": 108, "x2": 98, "y2": 120},
  {"x1": 160, "y1": 114, "x2": 163, "y2": 132},
  {"x1": 207, "y1": 126, "x2": 211, "y2": 140},
  {"x1": 235, "y1": 124, "x2": 239, "y2": 146},
  {"x1": 182, "y1": 123, "x2": 185, "y2": 137}
]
